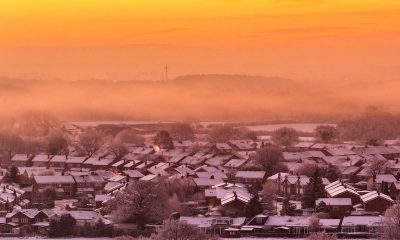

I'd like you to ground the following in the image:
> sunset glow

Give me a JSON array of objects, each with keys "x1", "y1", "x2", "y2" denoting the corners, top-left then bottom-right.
[{"x1": 1, "y1": 0, "x2": 400, "y2": 47}]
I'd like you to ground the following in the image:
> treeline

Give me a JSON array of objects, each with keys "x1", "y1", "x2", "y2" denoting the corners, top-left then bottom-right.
[{"x1": 337, "y1": 109, "x2": 400, "y2": 143}]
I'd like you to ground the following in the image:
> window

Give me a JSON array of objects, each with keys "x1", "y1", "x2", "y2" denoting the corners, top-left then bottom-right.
[
  {"x1": 12, "y1": 218, "x2": 19, "y2": 223},
  {"x1": 21, "y1": 218, "x2": 29, "y2": 223},
  {"x1": 356, "y1": 225, "x2": 367, "y2": 232},
  {"x1": 342, "y1": 226, "x2": 355, "y2": 233}
]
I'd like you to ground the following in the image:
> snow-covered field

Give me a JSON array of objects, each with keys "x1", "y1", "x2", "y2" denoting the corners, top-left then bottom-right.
[{"x1": 247, "y1": 123, "x2": 336, "y2": 133}]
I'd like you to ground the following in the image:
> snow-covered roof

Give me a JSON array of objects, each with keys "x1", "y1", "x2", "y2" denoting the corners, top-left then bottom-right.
[
  {"x1": 11, "y1": 154, "x2": 30, "y2": 162},
  {"x1": 224, "y1": 158, "x2": 248, "y2": 168},
  {"x1": 360, "y1": 191, "x2": 394, "y2": 204},
  {"x1": 221, "y1": 192, "x2": 251, "y2": 205},
  {"x1": 34, "y1": 175, "x2": 75, "y2": 184},
  {"x1": 123, "y1": 170, "x2": 144, "y2": 178},
  {"x1": 265, "y1": 216, "x2": 340, "y2": 228},
  {"x1": 236, "y1": 171, "x2": 266, "y2": 179},
  {"x1": 341, "y1": 215, "x2": 383, "y2": 226},
  {"x1": 32, "y1": 154, "x2": 53, "y2": 162},
  {"x1": 375, "y1": 174, "x2": 397, "y2": 183},
  {"x1": 316, "y1": 198, "x2": 352, "y2": 206},
  {"x1": 50, "y1": 155, "x2": 69, "y2": 163},
  {"x1": 192, "y1": 178, "x2": 224, "y2": 187}
]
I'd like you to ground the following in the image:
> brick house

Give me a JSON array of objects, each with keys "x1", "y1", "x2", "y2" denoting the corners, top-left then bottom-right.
[
  {"x1": 73, "y1": 174, "x2": 106, "y2": 196},
  {"x1": 32, "y1": 175, "x2": 76, "y2": 199},
  {"x1": 316, "y1": 198, "x2": 352, "y2": 218},
  {"x1": 360, "y1": 191, "x2": 394, "y2": 214}
]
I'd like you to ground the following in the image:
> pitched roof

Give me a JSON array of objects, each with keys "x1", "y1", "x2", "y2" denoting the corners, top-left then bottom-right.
[
  {"x1": 192, "y1": 178, "x2": 224, "y2": 187},
  {"x1": 316, "y1": 198, "x2": 352, "y2": 206},
  {"x1": 360, "y1": 191, "x2": 394, "y2": 204},
  {"x1": 221, "y1": 192, "x2": 251, "y2": 205},
  {"x1": 32, "y1": 154, "x2": 53, "y2": 162},
  {"x1": 341, "y1": 215, "x2": 383, "y2": 226},
  {"x1": 50, "y1": 155, "x2": 69, "y2": 163},
  {"x1": 34, "y1": 175, "x2": 75, "y2": 184},
  {"x1": 11, "y1": 154, "x2": 30, "y2": 162},
  {"x1": 236, "y1": 171, "x2": 266, "y2": 179},
  {"x1": 375, "y1": 174, "x2": 397, "y2": 183},
  {"x1": 123, "y1": 170, "x2": 144, "y2": 178}
]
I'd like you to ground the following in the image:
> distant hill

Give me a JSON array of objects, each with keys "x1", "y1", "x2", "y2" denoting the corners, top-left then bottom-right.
[
  {"x1": 0, "y1": 75, "x2": 398, "y2": 121},
  {"x1": 173, "y1": 74, "x2": 294, "y2": 84}
]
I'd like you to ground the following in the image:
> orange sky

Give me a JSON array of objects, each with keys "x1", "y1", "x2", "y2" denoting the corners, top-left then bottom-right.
[{"x1": 0, "y1": 0, "x2": 400, "y2": 81}]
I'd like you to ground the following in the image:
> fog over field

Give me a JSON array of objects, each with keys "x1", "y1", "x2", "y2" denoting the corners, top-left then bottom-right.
[{"x1": 0, "y1": 74, "x2": 399, "y2": 122}]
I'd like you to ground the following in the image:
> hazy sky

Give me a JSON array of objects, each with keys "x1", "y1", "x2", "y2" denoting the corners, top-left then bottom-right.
[{"x1": 1, "y1": 0, "x2": 400, "y2": 81}]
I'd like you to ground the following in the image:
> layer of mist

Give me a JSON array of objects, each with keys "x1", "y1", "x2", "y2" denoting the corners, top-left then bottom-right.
[{"x1": 0, "y1": 74, "x2": 399, "y2": 122}]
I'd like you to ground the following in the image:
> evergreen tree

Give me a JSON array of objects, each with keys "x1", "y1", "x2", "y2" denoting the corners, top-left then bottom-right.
[
  {"x1": 245, "y1": 195, "x2": 263, "y2": 218},
  {"x1": 154, "y1": 130, "x2": 174, "y2": 149},
  {"x1": 4, "y1": 165, "x2": 19, "y2": 183},
  {"x1": 280, "y1": 197, "x2": 296, "y2": 216},
  {"x1": 48, "y1": 214, "x2": 76, "y2": 237},
  {"x1": 302, "y1": 170, "x2": 325, "y2": 209},
  {"x1": 315, "y1": 201, "x2": 329, "y2": 213}
]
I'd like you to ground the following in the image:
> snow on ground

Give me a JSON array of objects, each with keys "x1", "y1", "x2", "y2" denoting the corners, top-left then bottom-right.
[
  {"x1": 0, "y1": 237, "x2": 375, "y2": 240},
  {"x1": 223, "y1": 239, "x2": 374, "y2": 240},
  {"x1": 0, "y1": 238, "x2": 112, "y2": 240}
]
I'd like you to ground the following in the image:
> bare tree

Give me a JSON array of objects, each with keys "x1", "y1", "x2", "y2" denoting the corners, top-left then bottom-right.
[
  {"x1": 47, "y1": 131, "x2": 69, "y2": 155},
  {"x1": 271, "y1": 127, "x2": 299, "y2": 148},
  {"x1": 308, "y1": 214, "x2": 321, "y2": 233},
  {"x1": 41, "y1": 186, "x2": 57, "y2": 207},
  {"x1": 113, "y1": 236, "x2": 137, "y2": 240},
  {"x1": 105, "y1": 181, "x2": 171, "y2": 228},
  {"x1": 207, "y1": 126, "x2": 241, "y2": 143},
  {"x1": 367, "y1": 157, "x2": 389, "y2": 175},
  {"x1": 295, "y1": 163, "x2": 341, "y2": 182},
  {"x1": 254, "y1": 146, "x2": 287, "y2": 177},
  {"x1": 170, "y1": 123, "x2": 195, "y2": 141},
  {"x1": 108, "y1": 140, "x2": 129, "y2": 160},
  {"x1": 77, "y1": 129, "x2": 103, "y2": 157},
  {"x1": 115, "y1": 129, "x2": 145, "y2": 146},
  {"x1": 24, "y1": 137, "x2": 46, "y2": 155},
  {"x1": 382, "y1": 203, "x2": 400, "y2": 239},
  {"x1": 153, "y1": 220, "x2": 211, "y2": 240},
  {"x1": 315, "y1": 125, "x2": 338, "y2": 143},
  {"x1": 154, "y1": 130, "x2": 174, "y2": 149},
  {"x1": 0, "y1": 131, "x2": 24, "y2": 162},
  {"x1": 262, "y1": 181, "x2": 278, "y2": 211},
  {"x1": 308, "y1": 232, "x2": 337, "y2": 240},
  {"x1": 17, "y1": 112, "x2": 57, "y2": 136},
  {"x1": 161, "y1": 178, "x2": 196, "y2": 202}
]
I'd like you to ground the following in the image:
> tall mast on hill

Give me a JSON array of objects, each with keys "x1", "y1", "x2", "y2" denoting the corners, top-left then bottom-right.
[{"x1": 164, "y1": 65, "x2": 169, "y2": 81}]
